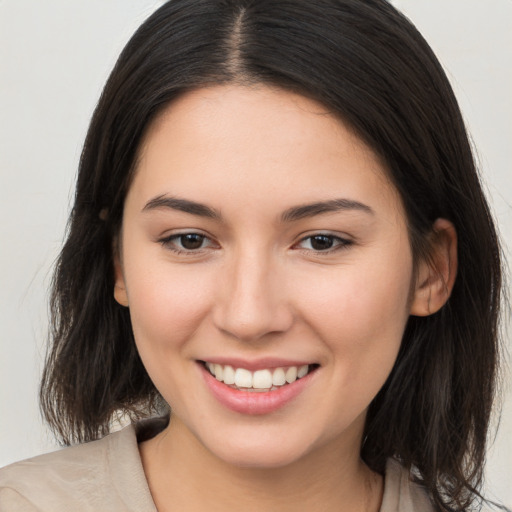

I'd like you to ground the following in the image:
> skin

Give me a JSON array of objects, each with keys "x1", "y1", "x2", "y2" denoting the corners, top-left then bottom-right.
[{"x1": 114, "y1": 84, "x2": 457, "y2": 512}]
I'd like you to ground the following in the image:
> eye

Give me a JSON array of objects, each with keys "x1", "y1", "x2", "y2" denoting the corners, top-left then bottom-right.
[
  {"x1": 159, "y1": 232, "x2": 216, "y2": 253},
  {"x1": 296, "y1": 234, "x2": 352, "y2": 252}
]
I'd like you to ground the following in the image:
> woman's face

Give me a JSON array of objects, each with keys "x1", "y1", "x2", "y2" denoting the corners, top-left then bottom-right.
[{"x1": 115, "y1": 84, "x2": 419, "y2": 468}]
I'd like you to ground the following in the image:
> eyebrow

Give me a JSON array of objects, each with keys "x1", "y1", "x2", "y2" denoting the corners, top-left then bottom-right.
[
  {"x1": 142, "y1": 195, "x2": 374, "y2": 222},
  {"x1": 142, "y1": 195, "x2": 222, "y2": 219},
  {"x1": 280, "y1": 198, "x2": 374, "y2": 222}
]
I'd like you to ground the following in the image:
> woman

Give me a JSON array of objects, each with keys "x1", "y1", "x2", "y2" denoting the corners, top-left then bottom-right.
[{"x1": 0, "y1": 1, "x2": 507, "y2": 511}]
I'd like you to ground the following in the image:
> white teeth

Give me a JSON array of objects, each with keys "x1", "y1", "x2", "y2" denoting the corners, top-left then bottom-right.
[
  {"x1": 285, "y1": 366, "x2": 298, "y2": 383},
  {"x1": 272, "y1": 367, "x2": 286, "y2": 386},
  {"x1": 205, "y1": 362, "x2": 312, "y2": 390},
  {"x1": 253, "y1": 369, "x2": 273, "y2": 389},
  {"x1": 214, "y1": 364, "x2": 223, "y2": 381},
  {"x1": 234, "y1": 368, "x2": 253, "y2": 388},
  {"x1": 223, "y1": 365, "x2": 236, "y2": 385},
  {"x1": 297, "y1": 364, "x2": 309, "y2": 378}
]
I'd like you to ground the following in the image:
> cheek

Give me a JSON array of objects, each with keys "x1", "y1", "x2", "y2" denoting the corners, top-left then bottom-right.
[
  {"x1": 295, "y1": 247, "x2": 413, "y2": 373},
  {"x1": 122, "y1": 260, "x2": 219, "y2": 409},
  {"x1": 123, "y1": 258, "x2": 214, "y2": 356}
]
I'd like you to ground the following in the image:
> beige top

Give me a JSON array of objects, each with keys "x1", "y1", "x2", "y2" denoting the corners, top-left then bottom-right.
[{"x1": 0, "y1": 419, "x2": 433, "y2": 512}]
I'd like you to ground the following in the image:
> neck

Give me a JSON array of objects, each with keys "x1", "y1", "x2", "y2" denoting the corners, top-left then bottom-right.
[{"x1": 139, "y1": 415, "x2": 383, "y2": 512}]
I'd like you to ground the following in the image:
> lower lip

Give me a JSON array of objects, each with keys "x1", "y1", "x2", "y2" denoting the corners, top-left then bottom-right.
[{"x1": 199, "y1": 363, "x2": 317, "y2": 415}]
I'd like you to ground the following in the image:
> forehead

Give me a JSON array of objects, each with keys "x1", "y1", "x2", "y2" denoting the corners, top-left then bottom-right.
[{"x1": 129, "y1": 84, "x2": 403, "y2": 222}]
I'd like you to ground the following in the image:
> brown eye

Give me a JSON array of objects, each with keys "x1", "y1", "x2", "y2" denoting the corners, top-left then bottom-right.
[
  {"x1": 159, "y1": 232, "x2": 215, "y2": 254},
  {"x1": 296, "y1": 234, "x2": 352, "y2": 253},
  {"x1": 309, "y1": 235, "x2": 335, "y2": 251},
  {"x1": 179, "y1": 233, "x2": 205, "y2": 250}
]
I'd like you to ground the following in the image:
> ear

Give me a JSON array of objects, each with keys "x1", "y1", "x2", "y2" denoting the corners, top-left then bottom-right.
[
  {"x1": 410, "y1": 218, "x2": 457, "y2": 316},
  {"x1": 113, "y1": 241, "x2": 129, "y2": 307}
]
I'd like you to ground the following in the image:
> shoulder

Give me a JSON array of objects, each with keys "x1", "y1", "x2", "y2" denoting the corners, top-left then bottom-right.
[
  {"x1": 380, "y1": 459, "x2": 509, "y2": 512},
  {"x1": 0, "y1": 423, "x2": 157, "y2": 512},
  {"x1": 381, "y1": 458, "x2": 434, "y2": 512}
]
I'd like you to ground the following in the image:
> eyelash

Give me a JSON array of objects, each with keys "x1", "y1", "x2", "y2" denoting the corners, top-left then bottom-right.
[
  {"x1": 158, "y1": 232, "x2": 353, "y2": 255},
  {"x1": 158, "y1": 233, "x2": 216, "y2": 255},
  {"x1": 294, "y1": 234, "x2": 353, "y2": 253}
]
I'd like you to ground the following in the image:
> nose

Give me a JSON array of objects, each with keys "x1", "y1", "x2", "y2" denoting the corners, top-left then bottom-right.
[{"x1": 213, "y1": 250, "x2": 294, "y2": 342}]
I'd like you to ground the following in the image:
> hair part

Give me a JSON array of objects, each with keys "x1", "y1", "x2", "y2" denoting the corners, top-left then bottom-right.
[{"x1": 40, "y1": 1, "x2": 504, "y2": 510}]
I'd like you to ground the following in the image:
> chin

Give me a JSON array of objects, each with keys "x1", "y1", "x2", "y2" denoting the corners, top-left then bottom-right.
[
  {"x1": 197, "y1": 426, "x2": 320, "y2": 469},
  {"x1": 214, "y1": 443, "x2": 307, "y2": 469}
]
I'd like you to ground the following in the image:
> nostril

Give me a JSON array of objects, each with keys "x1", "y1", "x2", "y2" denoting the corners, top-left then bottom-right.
[{"x1": 212, "y1": 303, "x2": 294, "y2": 343}]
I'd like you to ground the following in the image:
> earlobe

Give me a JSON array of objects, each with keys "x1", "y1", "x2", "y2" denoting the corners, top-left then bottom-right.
[
  {"x1": 113, "y1": 247, "x2": 129, "y2": 308},
  {"x1": 410, "y1": 218, "x2": 457, "y2": 317}
]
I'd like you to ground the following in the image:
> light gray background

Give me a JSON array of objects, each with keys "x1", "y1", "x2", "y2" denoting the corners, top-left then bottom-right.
[{"x1": 1, "y1": 0, "x2": 510, "y2": 506}]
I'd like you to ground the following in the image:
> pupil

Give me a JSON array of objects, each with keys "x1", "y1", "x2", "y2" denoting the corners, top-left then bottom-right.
[
  {"x1": 181, "y1": 234, "x2": 204, "y2": 250},
  {"x1": 311, "y1": 235, "x2": 333, "y2": 250}
]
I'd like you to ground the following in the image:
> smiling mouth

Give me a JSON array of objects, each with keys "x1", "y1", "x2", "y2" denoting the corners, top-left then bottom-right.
[{"x1": 201, "y1": 361, "x2": 319, "y2": 392}]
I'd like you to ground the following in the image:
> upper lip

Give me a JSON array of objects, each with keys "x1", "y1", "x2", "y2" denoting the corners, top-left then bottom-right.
[{"x1": 198, "y1": 357, "x2": 316, "y2": 372}]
